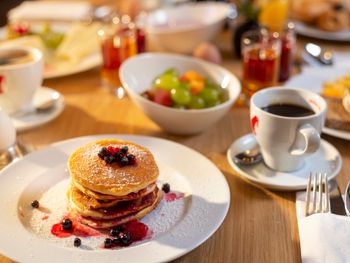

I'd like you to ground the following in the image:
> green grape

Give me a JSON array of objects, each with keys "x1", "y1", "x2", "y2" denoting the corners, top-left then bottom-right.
[
  {"x1": 206, "y1": 100, "x2": 221, "y2": 108},
  {"x1": 173, "y1": 104, "x2": 186, "y2": 109},
  {"x1": 163, "y1": 68, "x2": 178, "y2": 76},
  {"x1": 219, "y1": 89, "x2": 229, "y2": 103},
  {"x1": 171, "y1": 87, "x2": 191, "y2": 106},
  {"x1": 199, "y1": 88, "x2": 219, "y2": 104},
  {"x1": 204, "y1": 79, "x2": 220, "y2": 90},
  {"x1": 189, "y1": 96, "x2": 205, "y2": 109},
  {"x1": 179, "y1": 81, "x2": 190, "y2": 90},
  {"x1": 154, "y1": 73, "x2": 180, "y2": 91},
  {"x1": 38, "y1": 23, "x2": 65, "y2": 49},
  {"x1": 40, "y1": 32, "x2": 64, "y2": 49}
]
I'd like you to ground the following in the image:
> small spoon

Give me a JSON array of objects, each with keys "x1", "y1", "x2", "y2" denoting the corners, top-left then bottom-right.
[
  {"x1": 11, "y1": 91, "x2": 60, "y2": 118},
  {"x1": 35, "y1": 91, "x2": 61, "y2": 113},
  {"x1": 233, "y1": 145, "x2": 263, "y2": 165},
  {"x1": 304, "y1": 43, "x2": 333, "y2": 66}
]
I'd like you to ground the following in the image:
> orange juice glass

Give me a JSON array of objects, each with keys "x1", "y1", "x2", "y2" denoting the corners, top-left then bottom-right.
[
  {"x1": 258, "y1": 0, "x2": 288, "y2": 32},
  {"x1": 98, "y1": 15, "x2": 137, "y2": 97}
]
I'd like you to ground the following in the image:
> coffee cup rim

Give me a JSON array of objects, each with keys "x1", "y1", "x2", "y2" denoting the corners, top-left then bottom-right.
[
  {"x1": 250, "y1": 87, "x2": 327, "y2": 120},
  {"x1": 0, "y1": 46, "x2": 43, "y2": 70}
]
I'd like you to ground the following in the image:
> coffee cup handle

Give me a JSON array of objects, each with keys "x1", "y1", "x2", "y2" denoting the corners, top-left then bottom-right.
[{"x1": 289, "y1": 123, "x2": 321, "y2": 156}]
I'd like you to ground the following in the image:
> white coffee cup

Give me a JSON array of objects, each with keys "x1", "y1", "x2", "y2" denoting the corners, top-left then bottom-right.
[
  {"x1": 250, "y1": 87, "x2": 327, "y2": 172},
  {"x1": 0, "y1": 46, "x2": 43, "y2": 115}
]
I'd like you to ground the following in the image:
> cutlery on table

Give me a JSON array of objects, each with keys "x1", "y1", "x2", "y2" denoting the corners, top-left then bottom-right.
[
  {"x1": 233, "y1": 144, "x2": 262, "y2": 165},
  {"x1": 305, "y1": 173, "x2": 329, "y2": 216},
  {"x1": 344, "y1": 181, "x2": 350, "y2": 216},
  {"x1": 305, "y1": 173, "x2": 347, "y2": 216},
  {"x1": 304, "y1": 43, "x2": 334, "y2": 66},
  {"x1": 329, "y1": 179, "x2": 347, "y2": 216}
]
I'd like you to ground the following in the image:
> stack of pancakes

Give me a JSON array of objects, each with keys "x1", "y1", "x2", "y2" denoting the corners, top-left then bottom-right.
[{"x1": 67, "y1": 139, "x2": 162, "y2": 229}]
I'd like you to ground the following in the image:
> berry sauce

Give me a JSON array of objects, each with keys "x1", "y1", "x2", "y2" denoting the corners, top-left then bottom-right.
[
  {"x1": 125, "y1": 221, "x2": 149, "y2": 241},
  {"x1": 164, "y1": 192, "x2": 185, "y2": 202},
  {"x1": 51, "y1": 219, "x2": 102, "y2": 238}
]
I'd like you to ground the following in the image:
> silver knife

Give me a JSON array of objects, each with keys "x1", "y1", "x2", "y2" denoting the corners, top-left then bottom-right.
[{"x1": 329, "y1": 180, "x2": 347, "y2": 216}]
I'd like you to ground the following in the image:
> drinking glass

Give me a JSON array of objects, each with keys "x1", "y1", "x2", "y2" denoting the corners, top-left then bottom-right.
[
  {"x1": 241, "y1": 29, "x2": 281, "y2": 99},
  {"x1": 258, "y1": 0, "x2": 288, "y2": 32},
  {"x1": 98, "y1": 15, "x2": 137, "y2": 99}
]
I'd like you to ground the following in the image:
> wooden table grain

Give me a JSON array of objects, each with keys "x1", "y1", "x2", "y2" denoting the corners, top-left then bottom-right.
[{"x1": 1, "y1": 30, "x2": 350, "y2": 263}]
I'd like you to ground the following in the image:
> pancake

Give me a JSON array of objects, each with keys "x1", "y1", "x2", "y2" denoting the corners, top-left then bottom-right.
[
  {"x1": 68, "y1": 139, "x2": 159, "y2": 196},
  {"x1": 69, "y1": 185, "x2": 160, "y2": 219},
  {"x1": 70, "y1": 183, "x2": 157, "y2": 209},
  {"x1": 73, "y1": 180, "x2": 156, "y2": 202},
  {"x1": 69, "y1": 189, "x2": 163, "y2": 229}
]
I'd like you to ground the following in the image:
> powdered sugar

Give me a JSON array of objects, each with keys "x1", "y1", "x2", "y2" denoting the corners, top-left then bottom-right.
[{"x1": 20, "y1": 161, "x2": 191, "y2": 250}]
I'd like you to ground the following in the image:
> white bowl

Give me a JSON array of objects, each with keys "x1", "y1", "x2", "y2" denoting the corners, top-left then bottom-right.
[
  {"x1": 119, "y1": 53, "x2": 241, "y2": 135},
  {"x1": 145, "y1": 2, "x2": 232, "y2": 54}
]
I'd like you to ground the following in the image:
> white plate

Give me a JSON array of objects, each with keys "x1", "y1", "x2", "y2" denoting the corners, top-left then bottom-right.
[
  {"x1": 0, "y1": 26, "x2": 102, "y2": 79},
  {"x1": 285, "y1": 67, "x2": 350, "y2": 140},
  {"x1": 227, "y1": 134, "x2": 342, "y2": 191},
  {"x1": 0, "y1": 135, "x2": 230, "y2": 263},
  {"x1": 292, "y1": 20, "x2": 350, "y2": 42},
  {"x1": 12, "y1": 86, "x2": 64, "y2": 132}
]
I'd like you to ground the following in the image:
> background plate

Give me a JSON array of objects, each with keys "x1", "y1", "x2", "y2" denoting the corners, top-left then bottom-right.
[
  {"x1": 285, "y1": 67, "x2": 350, "y2": 140},
  {"x1": 292, "y1": 20, "x2": 350, "y2": 42}
]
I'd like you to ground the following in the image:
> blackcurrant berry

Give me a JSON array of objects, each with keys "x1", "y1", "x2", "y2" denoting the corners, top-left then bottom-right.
[
  {"x1": 62, "y1": 218, "x2": 73, "y2": 231},
  {"x1": 31, "y1": 200, "x2": 39, "y2": 209}
]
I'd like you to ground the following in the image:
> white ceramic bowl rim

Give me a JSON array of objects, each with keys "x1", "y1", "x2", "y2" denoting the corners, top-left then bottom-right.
[
  {"x1": 119, "y1": 52, "x2": 241, "y2": 113},
  {"x1": 145, "y1": 2, "x2": 231, "y2": 34}
]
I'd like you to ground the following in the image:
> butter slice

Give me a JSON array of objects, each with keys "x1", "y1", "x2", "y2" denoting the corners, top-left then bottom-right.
[{"x1": 55, "y1": 22, "x2": 101, "y2": 63}]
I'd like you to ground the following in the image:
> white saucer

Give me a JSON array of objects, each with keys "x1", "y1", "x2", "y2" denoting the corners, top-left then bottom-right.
[
  {"x1": 227, "y1": 134, "x2": 342, "y2": 191},
  {"x1": 11, "y1": 86, "x2": 64, "y2": 132}
]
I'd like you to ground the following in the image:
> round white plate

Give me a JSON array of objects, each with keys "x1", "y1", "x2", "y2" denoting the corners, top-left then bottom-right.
[
  {"x1": 11, "y1": 86, "x2": 64, "y2": 132},
  {"x1": 227, "y1": 134, "x2": 342, "y2": 191},
  {"x1": 285, "y1": 67, "x2": 350, "y2": 140},
  {"x1": 0, "y1": 135, "x2": 230, "y2": 263},
  {"x1": 292, "y1": 20, "x2": 350, "y2": 42}
]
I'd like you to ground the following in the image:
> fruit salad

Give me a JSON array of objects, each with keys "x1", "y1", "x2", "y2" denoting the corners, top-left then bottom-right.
[{"x1": 141, "y1": 68, "x2": 228, "y2": 109}]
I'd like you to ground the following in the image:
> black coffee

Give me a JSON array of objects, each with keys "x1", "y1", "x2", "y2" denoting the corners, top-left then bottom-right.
[
  {"x1": 0, "y1": 49, "x2": 34, "y2": 66},
  {"x1": 261, "y1": 103, "x2": 315, "y2": 117}
]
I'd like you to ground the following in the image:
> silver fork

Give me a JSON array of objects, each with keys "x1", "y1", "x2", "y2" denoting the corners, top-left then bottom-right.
[{"x1": 305, "y1": 172, "x2": 330, "y2": 216}]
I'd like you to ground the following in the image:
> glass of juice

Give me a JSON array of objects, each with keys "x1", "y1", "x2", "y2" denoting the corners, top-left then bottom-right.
[
  {"x1": 241, "y1": 29, "x2": 281, "y2": 99},
  {"x1": 98, "y1": 15, "x2": 137, "y2": 98},
  {"x1": 258, "y1": 0, "x2": 288, "y2": 32}
]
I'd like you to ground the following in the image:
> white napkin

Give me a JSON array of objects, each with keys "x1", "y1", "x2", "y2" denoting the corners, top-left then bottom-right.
[
  {"x1": 296, "y1": 192, "x2": 350, "y2": 263},
  {"x1": 302, "y1": 51, "x2": 350, "y2": 72},
  {"x1": 8, "y1": 1, "x2": 91, "y2": 22}
]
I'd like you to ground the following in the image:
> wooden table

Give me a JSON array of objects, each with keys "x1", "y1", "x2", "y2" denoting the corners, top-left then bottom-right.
[{"x1": 1, "y1": 31, "x2": 350, "y2": 263}]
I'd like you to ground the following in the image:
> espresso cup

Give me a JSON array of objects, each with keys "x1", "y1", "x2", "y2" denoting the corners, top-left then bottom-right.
[
  {"x1": 0, "y1": 46, "x2": 43, "y2": 115},
  {"x1": 250, "y1": 87, "x2": 327, "y2": 172}
]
